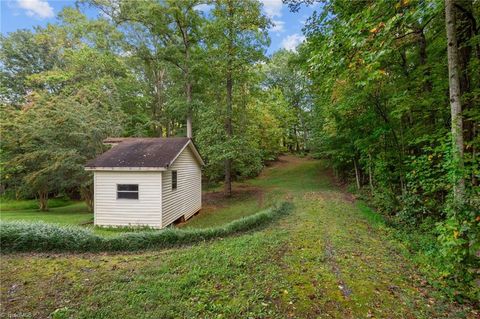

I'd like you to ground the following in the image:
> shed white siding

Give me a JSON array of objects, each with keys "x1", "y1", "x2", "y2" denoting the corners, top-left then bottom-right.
[
  {"x1": 94, "y1": 171, "x2": 162, "y2": 228},
  {"x1": 162, "y1": 146, "x2": 202, "y2": 227}
]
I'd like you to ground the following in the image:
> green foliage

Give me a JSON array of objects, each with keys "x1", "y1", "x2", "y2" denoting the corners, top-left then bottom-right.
[
  {"x1": 0, "y1": 2, "x2": 308, "y2": 198},
  {"x1": 298, "y1": 0, "x2": 480, "y2": 300},
  {"x1": 0, "y1": 29, "x2": 59, "y2": 106},
  {"x1": 262, "y1": 50, "x2": 312, "y2": 151},
  {"x1": 1, "y1": 0, "x2": 478, "y2": 304},
  {"x1": 0, "y1": 202, "x2": 293, "y2": 253},
  {"x1": 0, "y1": 9, "x2": 133, "y2": 209},
  {"x1": 437, "y1": 202, "x2": 480, "y2": 301}
]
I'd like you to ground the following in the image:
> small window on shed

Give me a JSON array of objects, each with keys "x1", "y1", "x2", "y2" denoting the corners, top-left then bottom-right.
[
  {"x1": 172, "y1": 171, "x2": 177, "y2": 190},
  {"x1": 117, "y1": 184, "x2": 139, "y2": 199}
]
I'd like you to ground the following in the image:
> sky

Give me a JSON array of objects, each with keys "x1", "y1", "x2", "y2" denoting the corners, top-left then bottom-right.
[{"x1": 0, "y1": 0, "x2": 319, "y2": 54}]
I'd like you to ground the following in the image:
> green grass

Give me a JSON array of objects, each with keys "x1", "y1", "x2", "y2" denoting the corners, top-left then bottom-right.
[
  {"x1": 249, "y1": 158, "x2": 330, "y2": 192},
  {"x1": 1, "y1": 203, "x2": 293, "y2": 253},
  {"x1": 356, "y1": 200, "x2": 387, "y2": 227},
  {"x1": 0, "y1": 193, "x2": 267, "y2": 235},
  {"x1": 0, "y1": 198, "x2": 74, "y2": 211},
  {"x1": 0, "y1": 156, "x2": 476, "y2": 318},
  {"x1": 0, "y1": 202, "x2": 92, "y2": 225},
  {"x1": 182, "y1": 197, "x2": 259, "y2": 228}
]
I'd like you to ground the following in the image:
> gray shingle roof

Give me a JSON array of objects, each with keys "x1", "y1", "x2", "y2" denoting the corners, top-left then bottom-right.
[{"x1": 85, "y1": 137, "x2": 193, "y2": 168}]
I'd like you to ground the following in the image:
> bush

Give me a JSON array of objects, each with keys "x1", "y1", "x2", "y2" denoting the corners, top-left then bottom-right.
[{"x1": 0, "y1": 202, "x2": 293, "y2": 253}]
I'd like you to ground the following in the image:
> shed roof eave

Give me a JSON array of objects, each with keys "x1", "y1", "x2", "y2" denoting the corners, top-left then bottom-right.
[{"x1": 168, "y1": 140, "x2": 205, "y2": 167}]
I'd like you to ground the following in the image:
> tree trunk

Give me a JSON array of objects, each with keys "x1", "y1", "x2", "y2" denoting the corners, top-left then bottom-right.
[
  {"x1": 417, "y1": 28, "x2": 432, "y2": 93},
  {"x1": 368, "y1": 153, "x2": 374, "y2": 193},
  {"x1": 353, "y1": 158, "x2": 361, "y2": 191},
  {"x1": 38, "y1": 190, "x2": 48, "y2": 211},
  {"x1": 80, "y1": 185, "x2": 94, "y2": 213},
  {"x1": 185, "y1": 73, "x2": 193, "y2": 138},
  {"x1": 224, "y1": 1, "x2": 234, "y2": 197},
  {"x1": 224, "y1": 71, "x2": 233, "y2": 197},
  {"x1": 166, "y1": 121, "x2": 171, "y2": 137},
  {"x1": 445, "y1": 0, "x2": 465, "y2": 203},
  {"x1": 454, "y1": 2, "x2": 478, "y2": 188},
  {"x1": 473, "y1": 123, "x2": 477, "y2": 186},
  {"x1": 293, "y1": 125, "x2": 299, "y2": 152},
  {"x1": 153, "y1": 68, "x2": 165, "y2": 137},
  {"x1": 181, "y1": 21, "x2": 193, "y2": 139}
]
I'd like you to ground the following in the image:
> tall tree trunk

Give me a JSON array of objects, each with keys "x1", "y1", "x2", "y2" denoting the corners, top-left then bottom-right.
[
  {"x1": 368, "y1": 153, "x2": 374, "y2": 193},
  {"x1": 224, "y1": 1, "x2": 234, "y2": 197},
  {"x1": 293, "y1": 125, "x2": 299, "y2": 152},
  {"x1": 38, "y1": 190, "x2": 48, "y2": 211},
  {"x1": 185, "y1": 49, "x2": 193, "y2": 138},
  {"x1": 224, "y1": 71, "x2": 233, "y2": 197},
  {"x1": 454, "y1": 2, "x2": 478, "y2": 187},
  {"x1": 153, "y1": 68, "x2": 165, "y2": 137},
  {"x1": 178, "y1": 17, "x2": 193, "y2": 139},
  {"x1": 445, "y1": 0, "x2": 465, "y2": 203},
  {"x1": 186, "y1": 80, "x2": 193, "y2": 138},
  {"x1": 353, "y1": 158, "x2": 361, "y2": 191},
  {"x1": 417, "y1": 28, "x2": 433, "y2": 93}
]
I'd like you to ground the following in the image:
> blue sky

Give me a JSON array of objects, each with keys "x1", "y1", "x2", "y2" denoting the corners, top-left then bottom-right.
[{"x1": 1, "y1": 0, "x2": 319, "y2": 54}]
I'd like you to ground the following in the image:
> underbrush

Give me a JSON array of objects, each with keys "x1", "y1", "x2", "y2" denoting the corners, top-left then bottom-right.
[
  {"x1": 356, "y1": 201, "x2": 479, "y2": 304},
  {"x1": 0, "y1": 202, "x2": 293, "y2": 253}
]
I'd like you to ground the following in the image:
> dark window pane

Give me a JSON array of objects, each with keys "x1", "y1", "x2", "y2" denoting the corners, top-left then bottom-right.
[
  {"x1": 172, "y1": 171, "x2": 177, "y2": 190},
  {"x1": 118, "y1": 184, "x2": 138, "y2": 191},
  {"x1": 117, "y1": 191, "x2": 138, "y2": 199}
]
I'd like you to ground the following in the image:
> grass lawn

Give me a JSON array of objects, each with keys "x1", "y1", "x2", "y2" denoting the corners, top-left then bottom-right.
[
  {"x1": 1, "y1": 156, "x2": 477, "y2": 319},
  {"x1": 1, "y1": 202, "x2": 92, "y2": 226},
  {"x1": 0, "y1": 187, "x2": 266, "y2": 233},
  {"x1": 0, "y1": 198, "x2": 74, "y2": 211}
]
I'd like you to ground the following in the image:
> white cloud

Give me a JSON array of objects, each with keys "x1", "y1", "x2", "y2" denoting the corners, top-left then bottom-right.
[
  {"x1": 271, "y1": 19, "x2": 284, "y2": 32},
  {"x1": 262, "y1": 0, "x2": 284, "y2": 33},
  {"x1": 17, "y1": 0, "x2": 54, "y2": 19},
  {"x1": 281, "y1": 33, "x2": 305, "y2": 51},
  {"x1": 261, "y1": 0, "x2": 283, "y2": 18}
]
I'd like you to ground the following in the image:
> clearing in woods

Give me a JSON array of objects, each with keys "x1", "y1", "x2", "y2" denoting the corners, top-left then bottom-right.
[{"x1": 0, "y1": 156, "x2": 475, "y2": 318}]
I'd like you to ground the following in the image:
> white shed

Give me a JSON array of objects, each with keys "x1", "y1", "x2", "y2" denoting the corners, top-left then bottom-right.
[{"x1": 85, "y1": 137, "x2": 204, "y2": 228}]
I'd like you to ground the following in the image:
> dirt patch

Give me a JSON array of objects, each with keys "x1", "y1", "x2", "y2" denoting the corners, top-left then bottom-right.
[
  {"x1": 261, "y1": 155, "x2": 311, "y2": 173},
  {"x1": 324, "y1": 168, "x2": 348, "y2": 193},
  {"x1": 319, "y1": 165, "x2": 357, "y2": 203},
  {"x1": 324, "y1": 238, "x2": 353, "y2": 299},
  {"x1": 303, "y1": 191, "x2": 355, "y2": 204},
  {"x1": 202, "y1": 185, "x2": 264, "y2": 208}
]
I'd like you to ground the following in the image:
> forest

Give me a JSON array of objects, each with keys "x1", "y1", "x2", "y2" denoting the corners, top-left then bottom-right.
[{"x1": 1, "y1": 0, "x2": 479, "y2": 302}]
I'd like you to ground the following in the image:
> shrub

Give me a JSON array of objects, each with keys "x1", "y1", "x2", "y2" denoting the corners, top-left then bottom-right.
[{"x1": 0, "y1": 202, "x2": 293, "y2": 253}]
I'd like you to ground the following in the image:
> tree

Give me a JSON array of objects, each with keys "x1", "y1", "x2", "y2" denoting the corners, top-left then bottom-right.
[
  {"x1": 292, "y1": 0, "x2": 479, "y2": 298},
  {"x1": 206, "y1": 0, "x2": 269, "y2": 196},
  {"x1": 445, "y1": 0, "x2": 465, "y2": 204},
  {"x1": 87, "y1": 0, "x2": 205, "y2": 138},
  {"x1": 0, "y1": 8, "x2": 128, "y2": 210},
  {"x1": 262, "y1": 50, "x2": 312, "y2": 151},
  {"x1": 0, "y1": 29, "x2": 59, "y2": 106}
]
